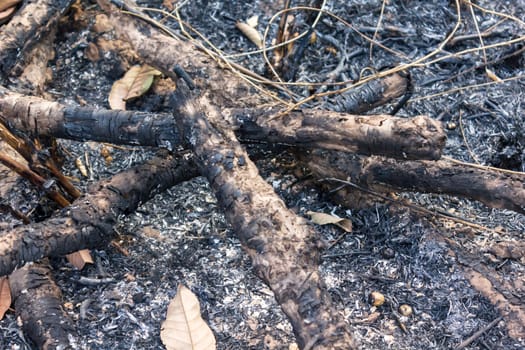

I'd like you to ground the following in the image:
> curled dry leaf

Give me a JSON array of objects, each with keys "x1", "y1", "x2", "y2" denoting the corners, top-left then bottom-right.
[
  {"x1": 486, "y1": 68, "x2": 502, "y2": 82},
  {"x1": 66, "y1": 249, "x2": 94, "y2": 270},
  {"x1": 307, "y1": 210, "x2": 353, "y2": 232},
  {"x1": 246, "y1": 15, "x2": 258, "y2": 28},
  {"x1": 0, "y1": 6, "x2": 16, "y2": 25},
  {"x1": 75, "y1": 156, "x2": 88, "y2": 177},
  {"x1": 108, "y1": 65, "x2": 162, "y2": 110},
  {"x1": 0, "y1": 0, "x2": 20, "y2": 12},
  {"x1": 161, "y1": 284, "x2": 216, "y2": 350},
  {"x1": 0, "y1": 276, "x2": 11, "y2": 320},
  {"x1": 236, "y1": 21, "x2": 263, "y2": 49},
  {"x1": 85, "y1": 42, "x2": 100, "y2": 62}
]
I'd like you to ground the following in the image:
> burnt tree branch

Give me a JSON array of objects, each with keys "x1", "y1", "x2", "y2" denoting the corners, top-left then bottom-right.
[
  {"x1": 0, "y1": 86, "x2": 444, "y2": 160},
  {"x1": 172, "y1": 84, "x2": 356, "y2": 349},
  {"x1": 0, "y1": 155, "x2": 199, "y2": 277},
  {"x1": 305, "y1": 150, "x2": 525, "y2": 214},
  {"x1": 9, "y1": 262, "x2": 76, "y2": 349}
]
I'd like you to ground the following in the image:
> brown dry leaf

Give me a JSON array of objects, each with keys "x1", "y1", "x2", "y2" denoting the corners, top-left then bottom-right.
[
  {"x1": 161, "y1": 284, "x2": 216, "y2": 350},
  {"x1": 236, "y1": 21, "x2": 263, "y2": 49},
  {"x1": 486, "y1": 68, "x2": 502, "y2": 82},
  {"x1": 0, "y1": 276, "x2": 11, "y2": 320},
  {"x1": 0, "y1": 4, "x2": 16, "y2": 25},
  {"x1": 0, "y1": 0, "x2": 20, "y2": 12},
  {"x1": 162, "y1": 0, "x2": 176, "y2": 11},
  {"x1": 108, "y1": 65, "x2": 162, "y2": 110},
  {"x1": 307, "y1": 211, "x2": 353, "y2": 232},
  {"x1": 75, "y1": 157, "x2": 88, "y2": 177},
  {"x1": 66, "y1": 249, "x2": 94, "y2": 270}
]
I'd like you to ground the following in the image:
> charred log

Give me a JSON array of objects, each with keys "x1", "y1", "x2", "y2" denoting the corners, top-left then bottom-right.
[
  {"x1": 9, "y1": 262, "x2": 76, "y2": 349},
  {"x1": 0, "y1": 87, "x2": 444, "y2": 160},
  {"x1": 0, "y1": 155, "x2": 199, "y2": 277},
  {"x1": 226, "y1": 107, "x2": 444, "y2": 160},
  {"x1": 305, "y1": 150, "x2": 525, "y2": 214}
]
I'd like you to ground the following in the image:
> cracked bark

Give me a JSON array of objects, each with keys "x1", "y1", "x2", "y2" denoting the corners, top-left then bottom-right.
[
  {"x1": 0, "y1": 86, "x2": 444, "y2": 160},
  {"x1": 172, "y1": 84, "x2": 356, "y2": 349},
  {"x1": 3, "y1": 88, "x2": 521, "y2": 213},
  {"x1": 1, "y1": 0, "x2": 521, "y2": 348}
]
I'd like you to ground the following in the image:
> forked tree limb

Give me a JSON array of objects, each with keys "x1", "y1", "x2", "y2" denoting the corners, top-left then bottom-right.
[
  {"x1": 0, "y1": 155, "x2": 199, "y2": 277},
  {"x1": 0, "y1": 87, "x2": 445, "y2": 160},
  {"x1": 172, "y1": 85, "x2": 357, "y2": 349},
  {"x1": 98, "y1": 3, "x2": 357, "y2": 346},
  {"x1": 305, "y1": 150, "x2": 525, "y2": 214},
  {"x1": 9, "y1": 261, "x2": 76, "y2": 349}
]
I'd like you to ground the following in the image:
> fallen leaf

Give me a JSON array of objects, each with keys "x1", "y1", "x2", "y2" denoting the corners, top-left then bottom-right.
[
  {"x1": 75, "y1": 157, "x2": 88, "y2": 177},
  {"x1": 66, "y1": 249, "x2": 94, "y2": 270},
  {"x1": 0, "y1": 0, "x2": 20, "y2": 12},
  {"x1": 307, "y1": 210, "x2": 352, "y2": 232},
  {"x1": 0, "y1": 276, "x2": 11, "y2": 320},
  {"x1": 108, "y1": 65, "x2": 162, "y2": 110},
  {"x1": 236, "y1": 21, "x2": 263, "y2": 49},
  {"x1": 0, "y1": 5, "x2": 16, "y2": 25},
  {"x1": 161, "y1": 284, "x2": 216, "y2": 350},
  {"x1": 246, "y1": 15, "x2": 258, "y2": 28},
  {"x1": 486, "y1": 68, "x2": 501, "y2": 82},
  {"x1": 162, "y1": 0, "x2": 176, "y2": 11}
]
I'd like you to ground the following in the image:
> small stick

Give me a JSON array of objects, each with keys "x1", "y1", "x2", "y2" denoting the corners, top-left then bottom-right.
[
  {"x1": 0, "y1": 153, "x2": 70, "y2": 207},
  {"x1": 455, "y1": 316, "x2": 503, "y2": 350},
  {"x1": 173, "y1": 64, "x2": 195, "y2": 90}
]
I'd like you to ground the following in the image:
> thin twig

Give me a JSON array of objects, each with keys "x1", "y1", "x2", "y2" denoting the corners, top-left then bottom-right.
[
  {"x1": 458, "y1": 110, "x2": 481, "y2": 164},
  {"x1": 320, "y1": 177, "x2": 503, "y2": 234},
  {"x1": 455, "y1": 316, "x2": 503, "y2": 350}
]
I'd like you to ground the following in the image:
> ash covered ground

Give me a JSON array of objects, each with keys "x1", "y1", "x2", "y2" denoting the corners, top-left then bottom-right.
[{"x1": 1, "y1": 0, "x2": 524, "y2": 349}]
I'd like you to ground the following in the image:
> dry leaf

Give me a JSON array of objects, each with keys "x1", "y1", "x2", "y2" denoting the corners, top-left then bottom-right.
[
  {"x1": 75, "y1": 157, "x2": 88, "y2": 177},
  {"x1": 0, "y1": 0, "x2": 20, "y2": 12},
  {"x1": 307, "y1": 211, "x2": 353, "y2": 232},
  {"x1": 108, "y1": 65, "x2": 162, "y2": 110},
  {"x1": 162, "y1": 0, "x2": 176, "y2": 11},
  {"x1": 0, "y1": 4, "x2": 16, "y2": 25},
  {"x1": 161, "y1": 284, "x2": 216, "y2": 350},
  {"x1": 66, "y1": 249, "x2": 94, "y2": 270},
  {"x1": 236, "y1": 22, "x2": 263, "y2": 49},
  {"x1": 486, "y1": 68, "x2": 502, "y2": 82},
  {"x1": 246, "y1": 15, "x2": 258, "y2": 28},
  {"x1": 0, "y1": 277, "x2": 11, "y2": 320}
]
